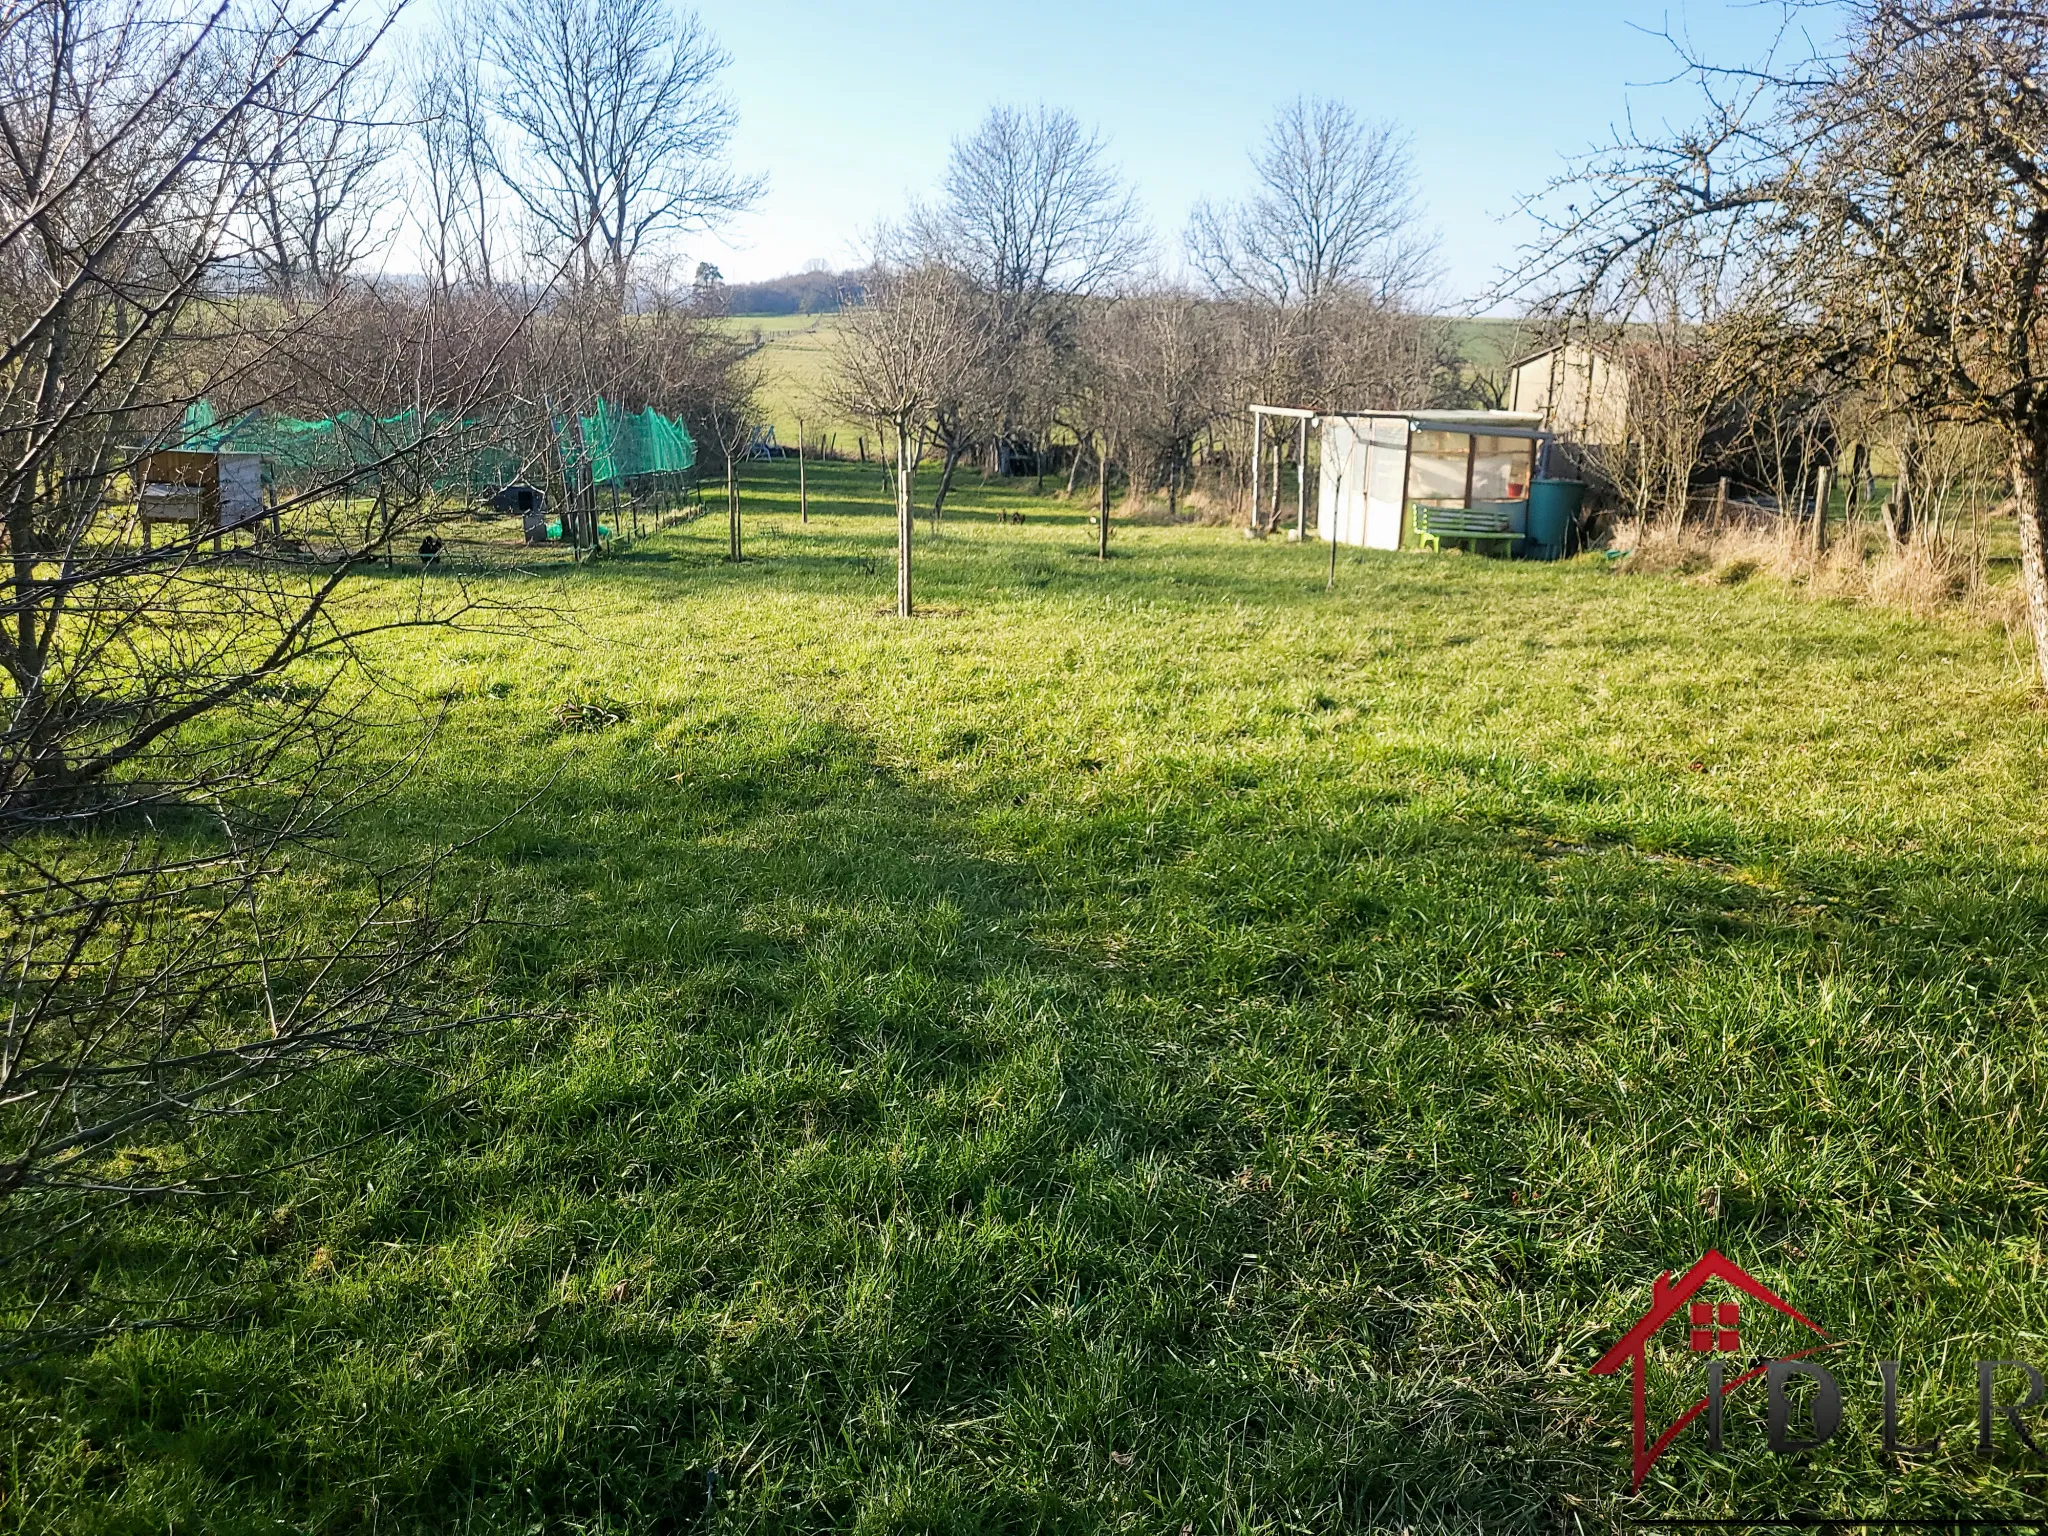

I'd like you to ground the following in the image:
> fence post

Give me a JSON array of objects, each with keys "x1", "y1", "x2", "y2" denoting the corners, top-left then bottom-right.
[
  {"x1": 1098, "y1": 431, "x2": 1111, "y2": 561},
  {"x1": 727, "y1": 452, "x2": 740, "y2": 561},
  {"x1": 1812, "y1": 465, "x2": 1832, "y2": 557}
]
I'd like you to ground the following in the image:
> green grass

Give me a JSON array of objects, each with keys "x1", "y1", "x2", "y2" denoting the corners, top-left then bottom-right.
[
  {"x1": 1443, "y1": 316, "x2": 1536, "y2": 375},
  {"x1": 716, "y1": 314, "x2": 857, "y2": 449},
  {"x1": 8, "y1": 460, "x2": 2048, "y2": 1532}
]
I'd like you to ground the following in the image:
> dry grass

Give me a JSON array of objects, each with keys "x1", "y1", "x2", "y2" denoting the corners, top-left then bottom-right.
[
  {"x1": 1612, "y1": 513, "x2": 2030, "y2": 642},
  {"x1": 1105, "y1": 483, "x2": 1243, "y2": 527}
]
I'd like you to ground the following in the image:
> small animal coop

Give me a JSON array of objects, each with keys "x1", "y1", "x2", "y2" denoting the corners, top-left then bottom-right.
[
  {"x1": 137, "y1": 449, "x2": 269, "y2": 548},
  {"x1": 1315, "y1": 411, "x2": 1552, "y2": 551}
]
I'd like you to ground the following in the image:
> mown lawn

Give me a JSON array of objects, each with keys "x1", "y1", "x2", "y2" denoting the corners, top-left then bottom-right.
[{"x1": 7, "y1": 460, "x2": 2048, "y2": 1533}]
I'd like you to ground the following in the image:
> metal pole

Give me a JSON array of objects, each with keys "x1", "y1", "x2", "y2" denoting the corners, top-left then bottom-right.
[
  {"x1": 1249, "y1": 410, "x2": 1263, "y2": 531},
  {"x1": 1296, "y1": 416, "x2": 1308, "y2": 539}
]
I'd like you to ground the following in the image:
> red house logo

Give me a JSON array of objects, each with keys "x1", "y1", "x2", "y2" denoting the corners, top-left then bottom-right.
[{"x1": 1590, "y1": 1251, "x2": 1830, "y2": 1488}]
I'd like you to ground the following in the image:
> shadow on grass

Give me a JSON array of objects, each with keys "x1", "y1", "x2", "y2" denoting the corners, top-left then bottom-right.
[{"x1": 16, "y1": 463, "x2": 2048, "y2": 1531}]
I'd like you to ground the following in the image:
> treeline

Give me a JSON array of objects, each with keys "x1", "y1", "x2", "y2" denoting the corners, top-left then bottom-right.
[
  {"x1": 824, "y1": 99, "x2": 1478, "y2": 612},
  {"x1": 723, "y1": 268, "x2": 862, "y2": 316}
]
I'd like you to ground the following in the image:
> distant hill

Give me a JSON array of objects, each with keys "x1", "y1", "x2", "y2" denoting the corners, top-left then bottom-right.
[{"x1": 725, "y1": 268, "x2": 862, "y2": 317}]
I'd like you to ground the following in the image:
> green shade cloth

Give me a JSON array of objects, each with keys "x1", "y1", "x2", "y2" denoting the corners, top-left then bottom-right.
[{"x1": 180, "y1": 398, "x2": 696, "y2": 491}]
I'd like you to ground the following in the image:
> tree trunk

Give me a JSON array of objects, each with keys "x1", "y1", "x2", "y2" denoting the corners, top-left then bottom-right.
[
  {"x1": 1327, "y1": 490, "x2": 1340, "y2": 588},
  {"x1": 1248, "y1": 411, "x2": 1263, "y2": 531},
  {"x1": 1065, "y1": 435, "x2": 1085, "y2": 499},
  {"x1": 895, "y1": 420, "x2": 914, "y2": 619},
  {"x1": 1295, "y1": 417, "x2": 1308, "y2": 539},
  {"x1": 798, "y1": 417, "x2": 808, "y2": 524},
  {"x1": 1168, "y1": 452, "x2": 1179, "y2": 521},
  {"x1": 1888, "y1": 436, "x2": 1921, "y2": 548},
  {"x1": 932, "y1": 434, "x2": 963, "y2": 528},
  {"x1": 2012, "y1": 431, "x2": 2048, "y2": 689}
]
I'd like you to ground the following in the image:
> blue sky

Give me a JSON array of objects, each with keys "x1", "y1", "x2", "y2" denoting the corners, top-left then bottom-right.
[{"x1": 686, "y1": 0, "x2": 1837, "y2": 309}]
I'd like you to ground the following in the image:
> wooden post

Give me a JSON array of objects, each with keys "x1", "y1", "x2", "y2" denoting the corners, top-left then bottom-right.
[
  {"x1": 1296, "y1": 415, "x2": 1308, "y2": 538},
  {"x1": 1270, "y1": 439, "x2": 1284, "y2": 532},
  {"x1": 727, "y1": 451, "x2": 740, "y2": 561},
  {"x1": 895, "y1": 421, "x2": 913, "y2": 618},
  {"x1": 1248, "y1": 410, "x2": 1263, "y2": 532},
  {"x1": 1098, "y1": 432, "x2": 1110, "y2": 561},
  {"x1": 797, "y1": 417, "x2": 809, "y2": 524},
  {"x1": 1812, "y1": 464, "x2": 1832, "y2": 556},
  {"x1": 1714, "y1": 476, "x2": 1729, "y2": 526},
  {"x1": 1326, "y1": 470, "x2": 1340, "y2": 589}
]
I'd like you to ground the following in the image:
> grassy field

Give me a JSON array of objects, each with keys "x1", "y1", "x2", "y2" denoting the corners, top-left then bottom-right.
[
  {"x1": 717, "y1": 314, "x2": 856, "y2": 450},
  {"x1": 8, "y1": 459, "x2": 2048, "y2": 1532}
]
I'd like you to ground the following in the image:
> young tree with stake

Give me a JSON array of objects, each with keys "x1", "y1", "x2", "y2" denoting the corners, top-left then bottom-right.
[{"x1": 828, "y1": 265, "x2": 989, "y2": 617}]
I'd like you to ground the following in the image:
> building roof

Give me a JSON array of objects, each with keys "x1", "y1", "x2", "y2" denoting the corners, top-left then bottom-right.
[
  {"x1": 1320, "y1": 409, "x2": 1548, "y2": 431},
  {"x1": 1505, "y1": 340, "x2": 1624, "y2": 371}
]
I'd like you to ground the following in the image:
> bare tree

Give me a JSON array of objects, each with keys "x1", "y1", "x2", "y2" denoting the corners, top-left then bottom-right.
[
  {"x1": 479, "y1": 0, "x2": 761, "y2": 285},
  {"x1": 0, "y1": 0, "x2": 619, "y2": 1351},
  {"x1": 906, "y1": 105, "x2": 1145, "y2": 473},
  {"x1": 408, "y1": 19, "x2": 500, "y2": 292},
  {"x1": 1510, "y1": 1, "x2": 2048, "y2": 686},
  {"x1": 1188, "y1": 99, "x2": 1444, "y2": 527},
  {"x1": 245, "y1": 21, "x2": 398, "y2": 296},
  {"x1": 1189, "y1": 98, "x2": 1439, "y2": 315},
  {"x1": 1092, "y1": 288, "x2": 1223, "y2": 522},
  {"x1": 910, "y1": 105, "x2": 1144, "y2": 323}
]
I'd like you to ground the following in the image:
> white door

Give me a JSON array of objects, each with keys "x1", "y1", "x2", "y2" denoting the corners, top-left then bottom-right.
[{"x1": 1363, "y1": 436, "x2": 1407, "y2": 549}]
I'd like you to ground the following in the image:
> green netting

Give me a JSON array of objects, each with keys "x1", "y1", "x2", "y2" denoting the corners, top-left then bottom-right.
[
  {"x1": 559, "y1": 400, "x2": 698, "y2": 485},
  {"x1": 179, "y1": 397, "x2": 695, "y2": 492}
]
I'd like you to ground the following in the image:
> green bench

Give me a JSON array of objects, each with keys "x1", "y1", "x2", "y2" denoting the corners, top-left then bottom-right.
[{"x1": 1414, "y1": 503, "x2": 1521, "y2": 555}]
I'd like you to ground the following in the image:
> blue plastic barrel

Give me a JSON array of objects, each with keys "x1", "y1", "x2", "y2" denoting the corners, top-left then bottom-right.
[{"x1": 1526, "y1": 480, "x2": 1584, "y2": 561}]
